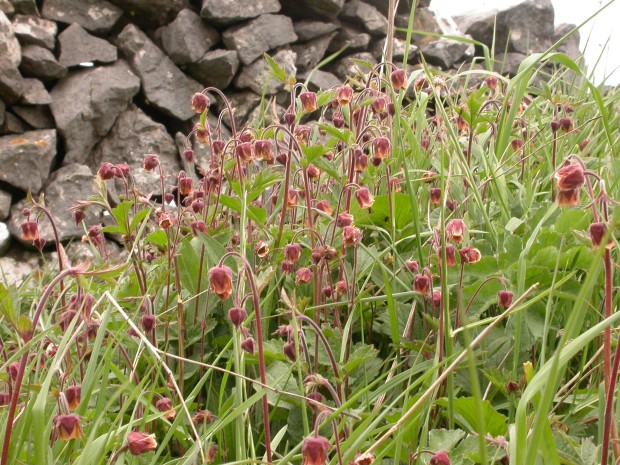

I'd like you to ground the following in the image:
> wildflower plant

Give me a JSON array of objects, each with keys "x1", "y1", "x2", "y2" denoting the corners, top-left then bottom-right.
[{"x1": 0, "y1": 20, "x2": 619, "y2": 465}]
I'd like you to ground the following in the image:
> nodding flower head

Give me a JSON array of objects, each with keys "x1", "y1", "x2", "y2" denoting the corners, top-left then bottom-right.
[
  {"x1": 54, "y1": 414, "x2": 83, "y2": 441},
  {"x1": 64, "y1": 386, "x2": 81, "y2": 411},
  {"x1": 284, "y1": 243, "x2": 303, "y2": 262},
  {"x1": 127, "y1": 432, "x2": 158, "y2": 455},
  {"x1": 343, "y1": 226, "x2": 362, "y2": 247},
  {"x1": 337, "y1": 85, "x2": 353, "y2": 106},
  {"x1": 208, "y1": 265, "x2": 233, "y2": 300},
  {"x1": 372, "y1": 136, "x2": 391, "y2": 159},
  {"x1": 555, "y1": 161, "x2": 585, "y2": 206},
  {"x1": 302, "y1": 435, "x2": 331, "y2": 465},
  {"x1": 254, "y1": 139, "x2": 273, "y2": 161},
  {"x1": 459, "y1": 245, "x2": 481, "y2": 264},
  {"x1": 430, "y1": 450, "x2": 451, "y2": 465},
  {"x1": 355, "y1": 187, "x2": 375, "y2": 209},
  {"x1": 156, "y1": 397, "x2": 176, "y2": 420},
  {"x1": 143, "y1": 154, "x2": 160, "y2": 172},
  {"x1": 296, "y1": 267, "x2": 312, "y2": 284},
  {"x1": 191, "y1": 92, "x2": 210, "y2": 114},
  {"x1": 498, "y1": 290, "x2": 514, "y2": 308},
  {"x1": 446, "y1": 219, "x2": 466, "y2": 244},
  {"x1": 299, "y1": 91, "x2": 318, "y2": 112},
  {"x1": 390, "y1": 68, "x2": 407, "y2": 90},
  {"x1": 21, "y1": 220, "x2": 39, "y2": 241}
]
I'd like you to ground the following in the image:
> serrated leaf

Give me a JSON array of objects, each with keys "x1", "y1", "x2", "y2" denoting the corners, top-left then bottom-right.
[
  {"x1": 436, "y1": 397, "x2": 508, "y2": 437},
  {"x1": 429, "y1": 429, "x2": 466, "y2": 452},
  {"x1": 110, "y1": 201, "x2": 133, "y2": 235},
  {"x1": 264, "y1": 53, "x2": 286, "y2": 83}
]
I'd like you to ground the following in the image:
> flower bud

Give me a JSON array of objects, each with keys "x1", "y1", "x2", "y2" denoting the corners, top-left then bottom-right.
[
  {"x1": 143, "y1": 154, "x2": 160, "y2": 172},
  {"x1": 371, "y1": 96, "x2": 388, "y2": 115},
  {"x1": 336, "y1": 213, "x2": 354, "y2": 228},
  {"x1": 191, "y1": 92, "x2": 210, "y2": 114},
  {"x1": 239, "y1": 336, "x2": 254, "y2": 354},
  {"x1": 441, "y1": 244, "x2": 457, "y2": 266},
  {"x1": 332, "y1": 113, "x2": 345, "y2": 128},
  {"x1": 21, "y1": 220, "x2": 39, "y2": 241},
  {"x1": 141, "y1": 314, "x2": 156, "y2": 332},
  {"x1": 208, "y1": 265, "x2": 234, "y2": 300},
  {"x1": 156, "y1": 397, "x2": 176, "y2": 420},
  {"x1": 485, "y1": 76, "x2": 498, "y2": 89},
  {"x1": 498, "y1": 290, "x2": 513, "y2": 308},
  {"x1": 34, "y1": 237, "x2": 46, "y2": 252},
  {"x1": 73, "y1": 209, "x2": 86, "y2": 226},
  {"x1": 190, "y1": 220, "x2": 207, "y2": 236},
  {"x1": 405, "y1": 260, "x2": 419, "y2": 272},
  {"x1": 336, "y1": 280, "x2": 348, "y2": 296},
  {"x1": 182, "y1": 149, "x2": 196, "y2": 164},
  {"x1": 0, "y1": 393, "x2": 10, "y2": 406},
  {"x1": 65, "y1": 386, "x2": 81, "y2": 411},
  {"x1": 284, "y1": 243, "x2": 303, "y2": 262},
  {"x1": 228, "y1": 307, "x2": 248, "y2": 328},
  {"x1": 192, "y1": 410, "x2": 216, "y2": 424},
  {"x1": 284, "y1": 111, "x2": 296, "y2": 126},
  {"x1": 430, "y1": 450, "x2": 451, "y2": 465},
  {"x1": 302, "y1": 435, "x2": 330, "y2": 465},
  {"x1": 98, "y1": 162, "x2": 115, "y2": 180},
  {"x1": 283, "y1": 341, "x2": 297, "y2": 362},
  {"x1": 287, "y1": 189, "x2": 299, "y2": 207},
  {"x1": 178, "y1": 176, "x2": 193, "y2": 196},
  {"x1": 590, "y1": 222, "x2": 611, "y2": 248},
  {"x1": 315, "y1": 200, "x2": 332, "y2": 216},
  {"x1": 127, "y1": 431, "x2": 157, "y2": 455}
]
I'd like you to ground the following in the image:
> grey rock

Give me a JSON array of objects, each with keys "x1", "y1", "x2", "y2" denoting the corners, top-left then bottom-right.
[
  {"x1": 0, "y1": 67, "x2": 24, "y2": 103},
  {"x1": 0, "y1": 11, "x2": 20, "y2": 68},
  {"x1": 294, "y1": 20, "x2": 340, "y2": 41},
  {"x1": 20, "y1": 44, "x2": 68, "y2": 80},
  {"x1": 0, "y1": 0, "x2": 14, "y2": 15},
  {"x1": 339, "y1": 0, "x2": 387, "y2": 36},
  {"x1": 331, "y1": 51, "x2": 376, "y2": 80},
  {"x1": 107, "y1": 0, "x2": 185, "y2": 28},
  {"x1": 0, "y1": 248, "x2": 41, "y2": 285},
  {"x1": 281, "y1": 0, "x2": 344, "y2": 20},
  {"x1": 12, "y1": 105, "x2": 54, "y2": 128},
  {"x1": 494, "y1": 52, "x2": 526, "y2": 76},
  {"x1": 225, "y1": 91, "x2": 261, "y2": 129},
  {"x1": 9, "y1": 164, "x2": 101, "y2": 244},
  {"x1": 328, "y1": 24, "x2": 370, "y2": 52},
  {"x1": 420, "y1": 37, "x2": 474, "y2": 69},
  {"x1": 187, "y1": 48, "x2": 239, "y2": 89},
  {"x1": 363, "y1": 0, "x2": 412, "y2": 15},
  {"x1": 89, "y1": 105, "x2": 180, "y2": 195},
  {"x1": 19, "y1": 77, "x2": 51, "y2": 104},
  {"x1": 371, "y1": 37, "x2": 418, "y2": 63},
  {"x1": 50, "y1": 60, "x2": 140, "y2": 164},
  {"x1": 0, "y1": 190, "x2": 10, "y2": 219},
  {"x1": 9, "y1": 0, "x2": 37, "y2": 15},
  {"x1": 0, "y1": 222, "x2": 9, "y2": 255},
  {"x1": 12, "y1": 14, "x2": 57, "y2": 50},
  {"x1": 117, "y1": 24, "x2": 203, "y2": 121},
  {"x1": 201, "y1": 0, "x2": 281, "y2": 26},
  {"x1": 301, "y1": 69, "x2": 341, "y2": 91},
  {"x1": 554, "y1": 24, "x2": 581, "y2": 60},
  {"x1": 246, "y1": 99, "x2": 286, "y2": 126},
  {"x1": 293, "y1": 31, "x2": 336, "y2": 71},
  {"x1": 223, "y1": 14, "x2": 297, "y2": 65},
  {"x1": 0, "y1": 129, "x2": 56, "y2": 192},
  {"x1": 58, "y1": 23, "x2": 117, "y2": 67},
  {"x1": 455, "y1": 0, "x2": 554, "y2": 54},
  {"x1": 396, "y1": 8, "x2": 442, "y2": 45},
  {"x1": 1, "y1": 110, "x2": 29, "y2": 133},
  {"x1": 42, "y1": 0, "x2": 123, "y2": 34},
  {"x1": 0, "y1": 99, "x2": 4, "y2": 126},
  {"x1": 160, "y1": 9, "x2": 219, "y2": 66},
  {"x1": 234, "y1": 48, "x2": 296, "y2": 95}
]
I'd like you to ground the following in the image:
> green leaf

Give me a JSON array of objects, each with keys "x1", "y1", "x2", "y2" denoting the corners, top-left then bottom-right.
[
  {"x1": 110, "y1": 200, "x2": 133, "y2": 235},
  {"x1": 429, "y1": 429, "x2": 466, "y2": 452},
  {"x1": 264, "y1": 53, "x2": 286, "y2": 83},
  {"x1": 129, "y1": 207, "x2": 152, "y2": 233},
  {"x1": 554, "y1": 209, "x2": 592, "y2": 235},
  {"x1": 350, "y1": 193, "x2": 414, "y2": 230},
  {"x1": 219, "y1": 195, "x2": 267, "y2": 224},
  {"x1": 0, "y1": 283, "x2": 16, "y2": 324},
  {"x1": 436, "y1": 397, "x2": 508, "y2": 437}
]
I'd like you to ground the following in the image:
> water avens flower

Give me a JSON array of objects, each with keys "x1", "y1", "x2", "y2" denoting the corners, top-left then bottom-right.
[
  {"x1": 208, "y1": 265, "x2": 233, "y2": 300},
  {"x1": 127, "y1": 431, "x2": 157, "y2": 455},
  {"x1": 302, "y1": 435, "x2": 331, "y2": 465}
]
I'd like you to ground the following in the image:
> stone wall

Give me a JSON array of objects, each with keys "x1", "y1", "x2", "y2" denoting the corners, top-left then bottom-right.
[{"x1": 0, "y1": 0, "x2": 580, "y2": 273}]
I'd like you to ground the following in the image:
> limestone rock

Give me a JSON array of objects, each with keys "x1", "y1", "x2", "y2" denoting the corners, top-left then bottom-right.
[
  {"x1": 1, "y1": 110, "x2": 29, "y2": 133},
  {"x1": 58, "y1": 23, "x2": 118, "y2": 67},
  {"x1": 50, "y1": 60, "x2": 140, "y2": 164},
  {"x1": 89, "y1": 105, "x2": 180, "y2": 195},
  {"x1": 494, "y1": 52, "x2": 526, "y2": 77},
  {"x1": 107, "y1": 0, "x2": 185, "y2": 28},
  {"x1": 0, "y1": 189, "x2": 10, "y2": 220},
  {"x1": 42, "y1": 0, "x2": 123, "y2": 34},
  {"x1": 222, "y1": 14, "x2": 297, "y2": 65},
  {"x1": 0, "y1": 11, "x2": 20, "y2": 68},
  {"x1": 328, "y1": 24, "x2": 370, "y2": 52},
  {"x1": 20, "y1": 44, "x2": 68, "y2": 80},
  {"x1": 331, "y1": 51, "x2": 376, "y2": 80},
  {"x1": 554, "y1": 24, "x2": 581, "y2": 60},
  {"x1": 234, "y1": 48, "x2": 296, "y2": 95},
  {"x1": 9, "y1": 0, "x2": 37, "y2": 15},
  {"x1": 225, "y1": 91, "x2": 261, "y2": 128},
  {"x1": 0, "y1": 222, "x2": 10, "y2": 255},
  {"x1": 11, "y1": 14, "x2": 57, "y2": 50},
  {"x1": 11, "y1": 105, "x2": 54, "y2": 128},
  {"x1": 301, "y1": 69, "x2": 341, "y2": 91},
  {"x1": 0, "y1": 67, "x2": 24, "y2": 103},
  {"x1": 117, "y1": 24, "x2": 203, "y2": 121},
  {"x1": 187, "y1": 49, "x2": 239, "y2": 89},
  {"x1": 420, "y1": 37, "x2": 475, "y2": 69},
  {"x1": 281, "y1": 0, "x2": 345, "y2": 20},
  {"x1": 339, "y1": 0, "x2": 388, "y2": 36},
  {"x1": 160, "y1": 9, "x2": 219, "y2": 66},
  {"x1": 0, "y1": 129, "x2": 56, "y2": 192},
  {"x1": 18, "y1": 77, "x2": 51, "y2": 105},
  {"x1": 0, "y1": 0, "x2": 14, "y2": 15},
  {"x1": 201, "y1": 0, "x2": 281, "y2": 26},
  {"x1": 0, "y1": 248, "x2": 41, "y2": 284},
  {"x1": 293, "y1": 31, "x2": 336, "y2": 71},
  {"x1": 9, "y1": 163, "x2": 101, "y2": 244},
  {"x1": 294, "y1": 20, "x2": 340, "y2": 41}
]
